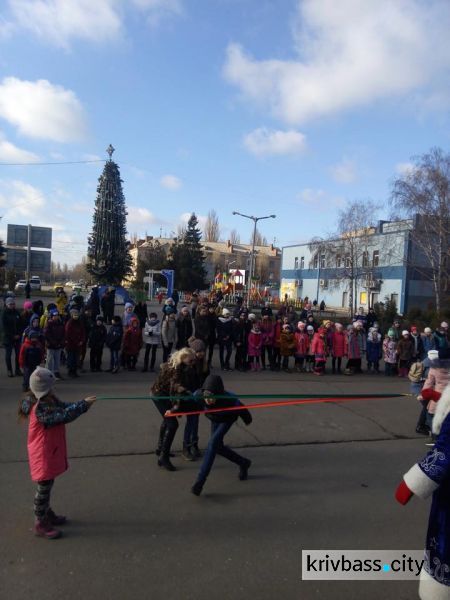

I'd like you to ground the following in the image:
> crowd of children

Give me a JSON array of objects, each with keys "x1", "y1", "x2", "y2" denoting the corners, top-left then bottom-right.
[{"x1": 2, "y1": 290, "x2": 449, "y2": 392}]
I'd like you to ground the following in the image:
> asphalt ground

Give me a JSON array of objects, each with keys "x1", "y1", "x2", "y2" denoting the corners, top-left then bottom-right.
[
  {"x1": 0, "y1": 334, "x2": 432, "y2": 600},
  {"x1": 1, "y1": 297, "x2": 431, "y2": 599}
]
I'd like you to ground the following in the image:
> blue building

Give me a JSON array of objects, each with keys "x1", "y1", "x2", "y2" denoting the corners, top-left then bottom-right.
[{"x1": 281, "y1": 218, "x2": 435, "y2": 314}]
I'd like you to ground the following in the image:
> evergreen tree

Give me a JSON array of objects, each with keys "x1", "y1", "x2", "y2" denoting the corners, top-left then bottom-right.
[
  {"x1": 133, "y1": 240, "x2": 167, "y2": 287},
  {"x1": 87, "y1": 145, "x2": 132, "y2": 285},
  {"x1": 169, "y1": 213, "x2": 206, "y2": 291}
]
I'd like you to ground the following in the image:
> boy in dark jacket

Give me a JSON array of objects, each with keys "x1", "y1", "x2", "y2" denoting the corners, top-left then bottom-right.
[
  {"x1": 2, "y1": 297, "x2": 22, "y2": 376},
  {"x1": 19, "y1": 331, "x2": 44, "y2": 391},
  {"x1": 44, "y1": 310, "x2": 65, "y2": 378},
  {"x1": 88, "y1": 315, "x2": 107, "y2": 372},
  {"x1": 188, "y1": 374, "x2": 252, "y2": 496},
  {"x1": 64, "y1": 308, "x2": 86, "y2": 378},
  {"x1": 106, "y1": 315, "x2": 123, "y2": 374},
  {"x1": 216, "y1": 308, "x2": 234, "y2": 371}
]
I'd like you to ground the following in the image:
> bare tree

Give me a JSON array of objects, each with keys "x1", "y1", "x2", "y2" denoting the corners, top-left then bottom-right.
[
  {"x1": 203, "y1": 209, "x2": 221, "y2": 242},
  {"x1": 391, "y1": 147, "x2": 450, "y2": 314},
  {"x1": 251, "y1": 228, "x2": 268, "y2": 246},
  {"x1": 230, "y1": 229, "x2": 240, "y2": 244},
  {"x1": 309, "y1": 199, "x2": 380, "y2": 316}
]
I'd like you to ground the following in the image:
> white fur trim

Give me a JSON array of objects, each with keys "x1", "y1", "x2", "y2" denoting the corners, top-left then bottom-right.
[
  {"x1": 433, "y1": 384, "x2": 450, "y2": 436},
  {"x1": 404, "y1": 464, "x2": 439, "y2": 499},
  {"x1": 419, "y1": 567, "x2": 450, "y2": 600}
]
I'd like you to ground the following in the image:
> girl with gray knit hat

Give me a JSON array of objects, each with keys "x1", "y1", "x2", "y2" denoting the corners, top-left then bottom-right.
[{"x1": 19, "y1": 367, "x2": 96, "y2": 539}]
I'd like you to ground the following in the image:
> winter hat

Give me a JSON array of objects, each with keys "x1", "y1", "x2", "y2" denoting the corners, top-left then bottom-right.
[
  {"x1": 248, "y1": 313, "x2": 256, "y2": 321},
  {"x1": 335, "y1": 323, "x2": 343, "y2": 330},
  {"x1": 411, "y1": 325, "x2": 418, "y2": 333},
  {"x1": 307, "y1": 325, "x2": 314, "y2": 332},
  {"x1": 70, "y1": 307, "x2": 79, "y2": 316},
  {"x1": 5, "y1": 297, "x2": 15, "y2": 307},
  {"x1": 125, "y1": 302, "x2": 133, "y2": 310},
  {"x1": 50, "y1": 309, "x2": 59, "y2": 317},
  {"x1": 402, "y1": 330, "x2": 409, "y2": 336},
  {"x1": 424, "y1": 327, "x2": 432, "y2": 334},
  {"x1": 222, "y1": 308, "x2": 230, "y2": 317},
  {"x1": 428, "y1": 350, "x2": 439, "y2": 361},
  {"x1": 96, "y1": 314, "x2": 104, "y2": 321},
  {"x1": 297, "y1": 321, "x2": 306, "y2": 330},
  {"x1": 23, "y1": 300, "x2": 33, "y2": 310},
  {"x1": 30, "y1": 367, "x2": 56, "y2": 400},
  {"x1": 202, "y1": 374, "x2": 225, "y2": 395},
  {"x1": 282, "y1": 324, "x2": 291, "y2": 331},
  {"x1": 189, "y1": 338, "x2": 206, "y2": 353},
  {"x1": 441, "y1": 322, "x2": 449, "y2": 329},
  {"x1": 30, "y1": 313, "x2": 40, "y2": 325}
]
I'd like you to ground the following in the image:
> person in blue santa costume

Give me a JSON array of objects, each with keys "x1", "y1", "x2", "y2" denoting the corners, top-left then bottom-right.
[{"x1": 395, "y1": 382, "x2": 450, "y2": 600}]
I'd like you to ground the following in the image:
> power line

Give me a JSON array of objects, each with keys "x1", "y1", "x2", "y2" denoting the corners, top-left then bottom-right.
[{"x1": 0, "y1": 159, "x2": 105, "y2": 166}]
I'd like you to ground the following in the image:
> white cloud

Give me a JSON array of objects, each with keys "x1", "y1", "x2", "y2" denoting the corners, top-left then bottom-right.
[
  {"x1": 8, "y1": 0, "x2": 122, "y2": 48},
  {"x1": 131, "y1": 0, "x2": 183, "y2": 26},
  {"x1": 160, "y1": 174, "x2": 182, "y2": 190},
  {"x1": 0, "y1": 132, "x2": 40, "y2": 163},
  {"x1": 0, "y1": 179, "x2": 46, "y2": 218},
  {"x1": 330, "y1": 158, "x2": 357, "y2": 184},
  {"x1": 243, "y1": 127, "x2": 306, "y2": 157},
  {"x1": 395, "y1": 162, "x2": 415, "y2": 176},
  {"x1": 223, "y1": 0, "x2": 450, "y2": 124},
  {"x1": 127, "y1": 206, "x2": 158, "y2": 228},
  {"x1": 0, "y1": 77, "x2": 87, "y2": 142},
  {"x1": 297, "y1": 188, "x2": 345, "y2": 208},
  {"x1": 5, "y1": 0, "x2": 184, "y2": 47}
]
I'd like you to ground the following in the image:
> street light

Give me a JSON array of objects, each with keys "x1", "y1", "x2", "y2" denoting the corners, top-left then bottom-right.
[{"x1": 232, "y1": 211, "x2": 276, "y2": 306}]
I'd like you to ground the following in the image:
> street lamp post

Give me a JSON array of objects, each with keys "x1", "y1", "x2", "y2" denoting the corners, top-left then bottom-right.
[{"x1": 232, "y1": 211, "x2": 276, "y2": 307}]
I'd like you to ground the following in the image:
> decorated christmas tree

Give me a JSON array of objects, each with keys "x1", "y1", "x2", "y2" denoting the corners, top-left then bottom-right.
[{"x1": 87, "y1": 145, "x2": 132, "y2": 284}]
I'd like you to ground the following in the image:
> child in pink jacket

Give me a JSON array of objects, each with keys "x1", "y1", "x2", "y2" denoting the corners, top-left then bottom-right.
[
  {"x1": 331, "y1": 323, "x2": 348, "y2": 374},
  {"x1": 294, "y1": 321, "x2": 309, "y2": 372},
  {"x1": 247, "y1": 321, "x2": 263, "y2": 371},
  {"x1": 19, "y1": 367, "x2": 96, "y2": 539},
  {"x1": 311, "y1": 327, "x2": 328, "y2": 375}
]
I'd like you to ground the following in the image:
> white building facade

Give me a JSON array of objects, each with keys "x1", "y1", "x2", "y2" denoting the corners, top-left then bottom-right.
[{"x1": 281, "y1": 218, "x2": 435, "y2": 314}]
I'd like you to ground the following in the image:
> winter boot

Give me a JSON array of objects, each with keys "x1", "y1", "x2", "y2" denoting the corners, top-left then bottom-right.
[
  {"x1": 238, "y1": 458, "x2": 252, "y2": 481},
  {"x1": 158, "y1": 427, "x2": 177, "y2": 471},
  {"x1": 191, "y1": 443, "x2": 202, "y2": 459},
  {"x1": 182, "y1": 444, "x2": 194, "y2": 461},
  {"x1": 34, "y1": 518, "x2": 61, "y2": 539},
  {"x1": 191, "y1": 480, "x2": 204, "y2": 496},
  {"x1": 47, "y1": 508, "x2": 67, "y2": 526}
]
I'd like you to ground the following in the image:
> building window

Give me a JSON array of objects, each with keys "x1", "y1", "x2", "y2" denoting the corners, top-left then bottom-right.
[
  {"x1": 336, "y1": 254, "x2": 342, "y2": 268},
  {"x1": 300, "y1": 256, "x2": 304, "y2": 269},
  {"x1": 372, "y1": 250, "x2": 379, "y2": 267},
  {"x1": 313, "y1": 255, "x2": 319, "y2": 269},
  {"x1": 371, "y1": 293, "x2": 379, "y2": 307},
  {"x1": 391, "y1": 293, "x2": 399, "y2": 308},
  {"x1": 345, "y1": 254, "x2": 351, "y2": 268},
  {"x1": 320, "y1": 254, "x2": 326, "y2": 268},
  {"x1": 360, "y1": 292, "x2": 368, "y2": 305},
  {"x1": 362, "y1": 251, "x2": 369, "y2": 267},
  {"x1": 294, "y1": 257, "x2": 298, "y2": 269},
  {"x1": 269, "y1": 260, "x2": 274, "y2": 269}
]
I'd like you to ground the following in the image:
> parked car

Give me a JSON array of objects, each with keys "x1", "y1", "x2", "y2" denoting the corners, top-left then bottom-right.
[
  {"x1": 30, "y1": 277, "x2": 41, "y2": 291},
  {"x1": 14, "y1": 279, "x2": 27, "y2": 291}
]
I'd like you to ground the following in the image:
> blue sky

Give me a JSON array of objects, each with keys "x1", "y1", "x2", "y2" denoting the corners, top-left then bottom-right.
[{"x1": 0, "y1": 0, "x2": 449, "y2": 265}]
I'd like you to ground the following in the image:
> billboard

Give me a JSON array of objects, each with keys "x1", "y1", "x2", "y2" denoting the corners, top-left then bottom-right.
[
  {"x1": 6, "y1": 248, "x2": 51, "y2": 274},
  {"x1": 7, "y1": 224, "x2": 52, "y2": 249}
]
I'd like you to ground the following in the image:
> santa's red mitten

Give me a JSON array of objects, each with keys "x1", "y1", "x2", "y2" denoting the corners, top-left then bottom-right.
[
  {"x1": 421, "y1": 388, "x2": 441, "y2": 402},
  {"x1": 395, "y1": 480, "x2": 414, "y2": 505}
]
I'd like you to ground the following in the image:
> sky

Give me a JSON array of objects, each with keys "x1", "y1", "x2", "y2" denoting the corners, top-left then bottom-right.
[{"x1": 0, "y1": 0, "x2": 449, "y2": 266}]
